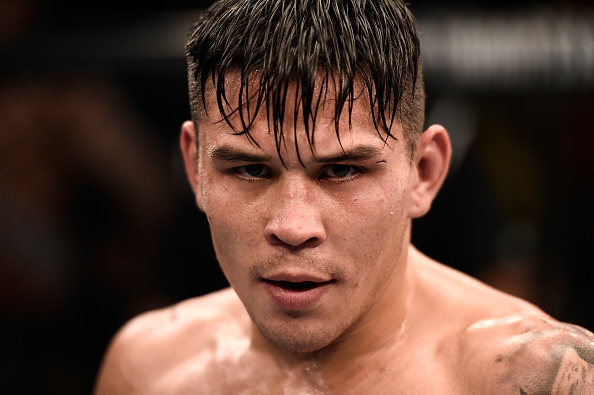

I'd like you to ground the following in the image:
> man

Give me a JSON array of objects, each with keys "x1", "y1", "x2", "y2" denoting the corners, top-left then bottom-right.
[{"x1": 95, "y1": 0, "x2": 594, "y2": 393}]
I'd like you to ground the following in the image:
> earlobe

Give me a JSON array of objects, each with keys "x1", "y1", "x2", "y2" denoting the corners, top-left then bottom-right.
[
  {"x1": 408, "y1": 124, "x2": 452, "y2": 219},
  {"x1": 180, "y1": 120, "x2": 205, "y2": 212}
]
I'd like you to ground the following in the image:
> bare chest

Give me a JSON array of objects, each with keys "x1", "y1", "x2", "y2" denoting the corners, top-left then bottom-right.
[
  {"x1": 138, "y1": 334, "x2": 542, "y2": 395},
  {"x1": 145, "y1": 347, "x2": 467, "y2": 394}
]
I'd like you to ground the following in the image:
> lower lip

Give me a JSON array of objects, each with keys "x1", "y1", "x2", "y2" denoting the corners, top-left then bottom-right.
[{"x1": 264, "y1": 281, "x2": 332, "y2": 310}]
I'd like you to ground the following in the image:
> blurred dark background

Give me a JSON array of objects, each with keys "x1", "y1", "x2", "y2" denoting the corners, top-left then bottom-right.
[{"x1": 0, "y1": 0, "x2": 593, "y2": 393}]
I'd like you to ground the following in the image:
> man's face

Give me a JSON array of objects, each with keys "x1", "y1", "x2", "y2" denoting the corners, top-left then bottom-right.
[{"x1": 192, "y1": 78, "x2": 419, "y2": 354}]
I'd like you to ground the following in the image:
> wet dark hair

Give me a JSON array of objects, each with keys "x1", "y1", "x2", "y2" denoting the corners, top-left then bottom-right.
[{"x1": 185, "y1": 0, "x2": 425, "y2": 161}]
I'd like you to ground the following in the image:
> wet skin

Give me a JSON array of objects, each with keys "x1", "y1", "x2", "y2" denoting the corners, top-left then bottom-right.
[
  {"x1": 94, "y1": 77, "x2": 594, "y2": 394},
  {"x1": 187, "y1": 78, "x2": 428, "y2": 356},
  {"x1": 93, "y1": 249, "x2": 594, "y2": 394}
]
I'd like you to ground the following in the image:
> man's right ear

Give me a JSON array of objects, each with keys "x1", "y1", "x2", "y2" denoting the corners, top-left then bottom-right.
[{"x1": 180, "y1": 120, "x2": 205, "y2": 212}]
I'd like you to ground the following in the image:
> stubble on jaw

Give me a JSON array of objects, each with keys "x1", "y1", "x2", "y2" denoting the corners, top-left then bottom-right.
[
  {"x1": 243, "y1": 255, "x2": 351, "y2": 354},
  {"x1": 240, "y1": 228, "x2": 409, "y2": 355},
  {"x1": 256, "y1": 318, "x2": 340, "y2": 354}
]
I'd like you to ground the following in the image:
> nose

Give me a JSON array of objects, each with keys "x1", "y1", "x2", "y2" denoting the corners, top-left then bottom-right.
[{"x1": 264, "y1": 176, "x2": 326, "y2": 249}]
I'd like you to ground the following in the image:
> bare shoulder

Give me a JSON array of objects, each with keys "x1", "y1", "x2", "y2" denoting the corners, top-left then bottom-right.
[
  {"x1": 94, "y1": 288, "x2": 249, "y2": 395},
  {"x1": 550, "y1": 323, "x2": 594, "y2": 395},
  {"x1": 412, "y1": 247, "x2": 594, "y2": 393},
  {"x1": 458, "y1": 313, "x2": 594, "y2": 394}
]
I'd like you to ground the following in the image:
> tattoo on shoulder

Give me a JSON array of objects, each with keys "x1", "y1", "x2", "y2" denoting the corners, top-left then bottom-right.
[
  {"x1": 573, "y1": 344, "x2": 594, "y2": 365},
  {"x1": 550, "y1": 343, "x2": 594, "y2": 394},
  {"x1": 506, "y1": 321, "x2": 594, "y2": 394}
]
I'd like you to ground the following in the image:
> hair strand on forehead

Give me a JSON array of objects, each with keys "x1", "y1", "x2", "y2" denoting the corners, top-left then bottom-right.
[{"x1": 186, "y1": 0, "x2": 425, "y2": 161}]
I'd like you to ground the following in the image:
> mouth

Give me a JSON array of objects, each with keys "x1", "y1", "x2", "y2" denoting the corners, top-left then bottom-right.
[
  {"x1": 263, "y1": 279, "x2": 334, "y2": 290},
  {"x1": 262, "y1": 278, "x2": 335, "y2": 310}
]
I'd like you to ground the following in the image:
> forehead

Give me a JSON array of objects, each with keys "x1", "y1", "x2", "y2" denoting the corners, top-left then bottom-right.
[{"x1": 196, "y1": 69, "x2": 400, "y2": 156}]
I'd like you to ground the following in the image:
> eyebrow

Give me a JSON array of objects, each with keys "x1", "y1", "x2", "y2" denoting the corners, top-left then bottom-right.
[
  {"x1": 208, "y1": 146, "x2": 273, "y2": 162},
  {"x1": 208, "y1": 144, "x2": 382, "y2": 163},
  {"x1": 313, "y1": 145, "x2": 384, "y2": 163}
]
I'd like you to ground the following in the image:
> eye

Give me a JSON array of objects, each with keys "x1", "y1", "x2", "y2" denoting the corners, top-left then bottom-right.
[
  {"x1": 322, "y1": 164, "x2": 360, "y2": 180},
  {"x1": 234, "y1": 164, "x2": 270, "y2": 179}
]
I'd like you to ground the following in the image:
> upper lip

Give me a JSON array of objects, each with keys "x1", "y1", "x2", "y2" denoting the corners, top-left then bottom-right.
[{"x1": 263, "y1": 272, "x2": 334, "y2": 283}]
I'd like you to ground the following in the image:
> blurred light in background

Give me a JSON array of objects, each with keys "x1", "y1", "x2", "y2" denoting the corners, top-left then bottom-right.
[{"x1": 420, "y1": 6, "x2": 594, "y2": 91}]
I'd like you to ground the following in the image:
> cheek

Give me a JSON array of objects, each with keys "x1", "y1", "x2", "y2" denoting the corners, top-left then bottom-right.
[
  {"x1": 331, "y1": 181, "x2": 409, "y2": 263},
  {"x1": 338, "y1": 193, "x2": 409, "y2": 306},
  {"x1": 353, "y1": 177, "x2": 409, "y2": 226},
  {"x1": 200, "y1": 181, "x2": 264, "y2": 263}
]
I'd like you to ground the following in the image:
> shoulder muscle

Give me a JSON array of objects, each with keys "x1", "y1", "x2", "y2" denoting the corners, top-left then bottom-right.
[
  {"x1": 93, "y1": 307, "x2": 175, "y2": 394},
  {"x1": 460, "y1": 314, "x2": 594, "y2": 394},
  {"x1": 94, "y1": 288, "x2": 244, "y2": 394},
  {"x1": 550, "y1": 325, "x2": 594, "y2": 394}
]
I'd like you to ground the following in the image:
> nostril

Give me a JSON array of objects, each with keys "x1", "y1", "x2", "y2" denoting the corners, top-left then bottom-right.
[
  {"x1": 266, "y1": 234, "x2": 283, "y2": 246},
  {"x1": 264, "y1": 229, "x2": 325, "y2": 249},
  {"x1": 302, "y1": 236, "x2": 323, "y2": 248},
  {"x1": 263, "y1": 202, "x2": 326, "y2": 247}
]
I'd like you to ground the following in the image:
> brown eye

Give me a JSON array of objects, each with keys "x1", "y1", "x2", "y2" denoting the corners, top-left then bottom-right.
[
  {"x1": 235, "y1": 164, "x2": 270, "y2": 179},
  {"x1": 322, "y1": 164, "x2": 360, "y2": 181},
  {"x1": 329, "y1": 165, "x2": 353, "y2": 178}
]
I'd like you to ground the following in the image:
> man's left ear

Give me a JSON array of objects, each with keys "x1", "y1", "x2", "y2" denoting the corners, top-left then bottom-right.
[{"x1": 408, "y1": 124, "x2": 452, "y2": 219}]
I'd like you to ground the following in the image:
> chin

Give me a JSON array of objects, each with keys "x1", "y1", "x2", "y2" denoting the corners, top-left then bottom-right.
[
  {"x1": 263, "y1": 332, "x2": 332, "y2": 354},
  {"x1": 254, "y1": 320, "x2": 333, "y2": 353}
]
